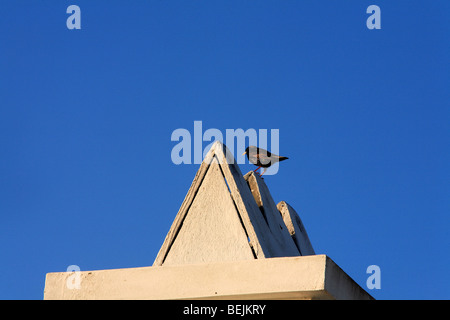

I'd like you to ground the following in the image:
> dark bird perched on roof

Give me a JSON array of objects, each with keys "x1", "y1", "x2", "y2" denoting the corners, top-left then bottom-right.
[{"x1": 242, "y1": 146, "x2": 289, "y2": 177}]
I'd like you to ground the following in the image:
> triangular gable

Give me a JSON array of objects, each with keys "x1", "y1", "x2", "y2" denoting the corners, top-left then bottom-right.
[
  {"x1": 278, "y1": 201, "x2": 315, "y2": 256},
  {"x1": 244, "y1": 172, "x2": 301, "y2": 257},
  {"x1": 153, "y1": 141, "x2": 308, "y2": 266}
]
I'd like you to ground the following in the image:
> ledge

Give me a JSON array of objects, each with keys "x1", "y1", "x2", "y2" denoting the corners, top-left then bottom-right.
[{"x1": 44, "y1": 255, "x2": 373, "y2": 300}]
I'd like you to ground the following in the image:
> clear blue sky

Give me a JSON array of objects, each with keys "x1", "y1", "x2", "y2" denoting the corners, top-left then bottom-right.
[{"x1": 0, "y1": 1, "x2": 448, "y2": 299}]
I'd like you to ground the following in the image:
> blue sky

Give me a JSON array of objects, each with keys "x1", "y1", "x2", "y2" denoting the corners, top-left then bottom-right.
[{"x1": 0, "y1": 1, "x2": 449, "y2": 299}]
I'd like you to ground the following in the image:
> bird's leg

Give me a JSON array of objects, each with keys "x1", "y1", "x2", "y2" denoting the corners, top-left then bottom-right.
[
  {"x1": 260, "y1": 167, "x2": 267, "y2": 177},
  {"x1": 253, "y1": 166, "x2": 261, "y2": 173}
]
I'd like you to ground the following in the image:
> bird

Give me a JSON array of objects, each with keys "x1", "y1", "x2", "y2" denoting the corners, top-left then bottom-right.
[{"x1": 242, "y1": 146, "x2": 289, "y2": 177}]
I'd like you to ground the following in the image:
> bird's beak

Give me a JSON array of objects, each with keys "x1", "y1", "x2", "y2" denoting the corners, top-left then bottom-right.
[{"x1": 242, "y1": 151, "x2": 247, "y2": 155}]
